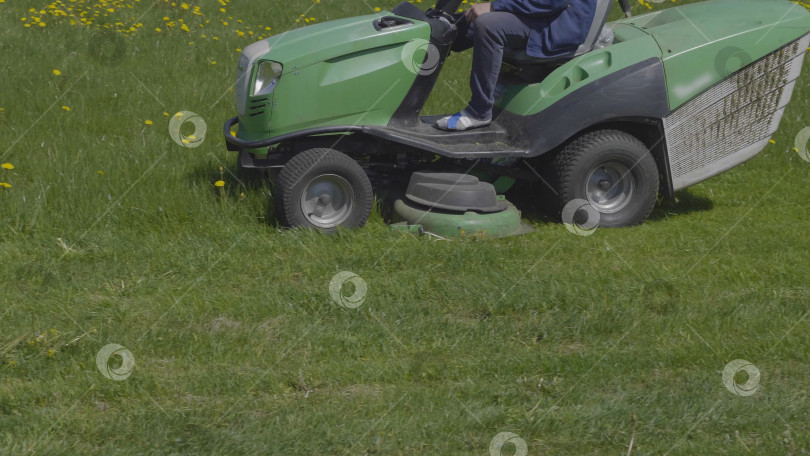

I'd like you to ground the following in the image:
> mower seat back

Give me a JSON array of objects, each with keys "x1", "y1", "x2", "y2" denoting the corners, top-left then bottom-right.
[{"x1": 502, "y1": 0, "x2": 613, "y2": 65}]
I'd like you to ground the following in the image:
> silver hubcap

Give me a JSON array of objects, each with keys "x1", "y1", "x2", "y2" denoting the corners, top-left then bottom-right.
[
  {"x1": 300, "y1": 174, "x2": 355, "y2": 228},
  {"x1": 586, "y1": 162, "x2": 634, "y2": 213}
]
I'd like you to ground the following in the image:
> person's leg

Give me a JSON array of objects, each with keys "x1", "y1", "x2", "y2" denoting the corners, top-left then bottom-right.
[
  {"x1": 451, "y1": 15, "x2": 474, "y2": 53},
  {"x1": 466, "y1": 12, "x2": 532, "y2": 120},
  {"x1": 437, "y1": 12, "x2": 531, "y2": 130}
]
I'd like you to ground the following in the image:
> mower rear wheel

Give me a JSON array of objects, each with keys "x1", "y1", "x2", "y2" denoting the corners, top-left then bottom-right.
[
  {"x1": 275, "y1": 148, "x2": 373, "y2": 231},
  {"x1": 553, "y1": 129, "x2": 659, "y2": 227}
]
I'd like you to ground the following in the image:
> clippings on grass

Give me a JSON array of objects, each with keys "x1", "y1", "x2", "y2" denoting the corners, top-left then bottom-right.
[
  {"x1": 489, "y1": 431, "x2": 528, "y2": 456},
  {"x1": 407, "y1": 350, "x2": 448, "y2": 381},
  {"x1": 96, "y1": 343, "x2": 135, "y2": 381},
  {"x1": 641, "y1": 279, "x2": 680, "y2": 314},
  {"x1": 401, "y1": 38, "x2": 441, "y2": 76},
  {"x1": 561, "y1": 198, "x2": 600, "y2": 236},
  {"x1": 794, "y1": 126, "x2": 810, "y2": 162},
  {"x1": 722, "y1": 359, "x2": 760, "y2": 397},
  {"x1": 714, "y1": 46, "x2": 753, "y2": 79},
  {"x1": 87, "y1": 30, "x2": 128, "y2": 67},
  {"x1": 169, "y1": 111, "x2": 207, "y2": 148},
  {"x1": 329, "y1": 271, "x2": 367, "y2": 309}
]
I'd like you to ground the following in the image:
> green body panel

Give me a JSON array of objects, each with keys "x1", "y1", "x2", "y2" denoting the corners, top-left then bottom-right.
[
  {"x1": 233, "y1": 0, "x2": 810, "y2": 146},
  {"x1": 391, "y1": 197, "x2": 533, "y2": 239},
  {"x1": 496, "y1": 29, "x2": 664, "y2": 116},
  {"x1": 497, "y1": 0, "x2": 810, "y2": 115},
  {"x1": 236, "y1": 11, "x2": 429, "y2": 143},
  {"x1": 626, "y1": 0, "x2": 810, "y2": 109}
]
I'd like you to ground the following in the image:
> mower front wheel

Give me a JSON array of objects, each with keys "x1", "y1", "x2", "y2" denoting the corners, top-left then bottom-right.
[
  {"x1": 553, "y1": 129, "x2": 659, "y2": 227},
  {"x1": 275, "y1": 148, "x2": 373, "y2": 232}
]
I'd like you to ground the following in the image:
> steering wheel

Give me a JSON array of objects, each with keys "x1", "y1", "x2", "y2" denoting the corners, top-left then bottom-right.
[{"x1": 429, "y1": 0, "x2": 465, "y2": 20}]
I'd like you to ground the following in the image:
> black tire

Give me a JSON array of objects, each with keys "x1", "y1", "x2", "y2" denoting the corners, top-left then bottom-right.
[
  {"x1": 553, "y1": 129, "x2": 659, "y2": 227},
  {"x1": 275, "y1": 148, "x2": 372, "y2": 231}
]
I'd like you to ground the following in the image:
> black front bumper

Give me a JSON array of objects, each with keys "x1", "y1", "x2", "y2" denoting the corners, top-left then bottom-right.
[
  {"x1": 224, "y1": 116, "x2": 367, "y2": 168},
  {"x1": 223, "y1": 116, "x2": 365, "y2": 151}
]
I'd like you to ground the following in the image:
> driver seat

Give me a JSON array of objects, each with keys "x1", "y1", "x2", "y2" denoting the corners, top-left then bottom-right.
[{"x1": 502, "y1": 0, "x2": 614, "y2": 67}]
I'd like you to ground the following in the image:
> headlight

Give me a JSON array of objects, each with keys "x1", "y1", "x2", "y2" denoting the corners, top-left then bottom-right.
[{"x1": 252, "y1": 61, "x2": 283, "y2": 96}]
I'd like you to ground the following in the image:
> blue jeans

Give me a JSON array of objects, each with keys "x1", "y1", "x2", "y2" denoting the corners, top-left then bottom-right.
[{"x1": 452, "y1": 12, "x2": 533, "y2": 120}]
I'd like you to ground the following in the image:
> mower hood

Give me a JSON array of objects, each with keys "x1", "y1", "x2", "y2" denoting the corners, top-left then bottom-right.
[{"x1": 251, "y1": 12, "x2": 428, "y2": 74}]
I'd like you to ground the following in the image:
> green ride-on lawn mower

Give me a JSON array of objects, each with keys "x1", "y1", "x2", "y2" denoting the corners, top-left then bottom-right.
[{"x1": 223, "y1": 0, "x2": 810, "y2": 238}]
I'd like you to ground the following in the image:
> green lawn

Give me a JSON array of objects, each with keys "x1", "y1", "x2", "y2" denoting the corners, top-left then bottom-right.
[{"x1": 2, "y1": 0, "x2": 810, "y2": 454}]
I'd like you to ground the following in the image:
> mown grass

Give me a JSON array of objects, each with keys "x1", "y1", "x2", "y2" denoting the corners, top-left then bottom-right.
[{"x1": 2, "y1": 0, "x2": 810, "y2": 455}]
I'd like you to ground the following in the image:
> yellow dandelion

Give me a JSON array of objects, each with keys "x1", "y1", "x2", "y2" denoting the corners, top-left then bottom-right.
[
  {"x1": 98, "y1": 170, "x2": 105, "y2": 175},
  {"x1": 374, "y1": 7, "x2": 381, "y2": 12},
  {"x1": 769, "y1": 139, "x2": 776, "y2": 144},
  {"x1": 0, "y1": 183, "x2": 11, "y2": 188},
  {"x1": 163, "y1": 112, "x2": 169, "y2": 117},
  {"x1": 62, "y1": 106, "x2": 70, "y2": 111},
  {"x1": 53, "y1": 69, "x2": 61, "y2": 76},
  {"x1": 214, "y1": 180, "x2": 225, "y2": 187},
  {"x1": 155, "y1": 27, "x2": 161, "y2": 32},
  {"x1": 145, "y1": 120, "x2": 153, "y2": 125},
  {"x1": 1, "y1": 163, "x2": 14, "y2": 170}
]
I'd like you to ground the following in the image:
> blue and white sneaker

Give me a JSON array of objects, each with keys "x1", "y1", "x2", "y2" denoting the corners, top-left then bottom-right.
[{"x1": 435, "y1": 109, "x2": 491, "y2": 131}]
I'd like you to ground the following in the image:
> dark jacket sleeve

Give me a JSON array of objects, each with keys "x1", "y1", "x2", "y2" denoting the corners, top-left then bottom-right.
[{"x1": 491, "y1": 0, "x2": 571, "y2": 17}]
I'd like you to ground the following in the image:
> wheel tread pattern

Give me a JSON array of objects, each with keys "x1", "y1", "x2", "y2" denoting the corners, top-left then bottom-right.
[
  {"x1": 552, "y1": 129, "x2": 659, "y2": 227},
  {"x1": 275, "y1": 148, "x2": 373, "y2": 230}
]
